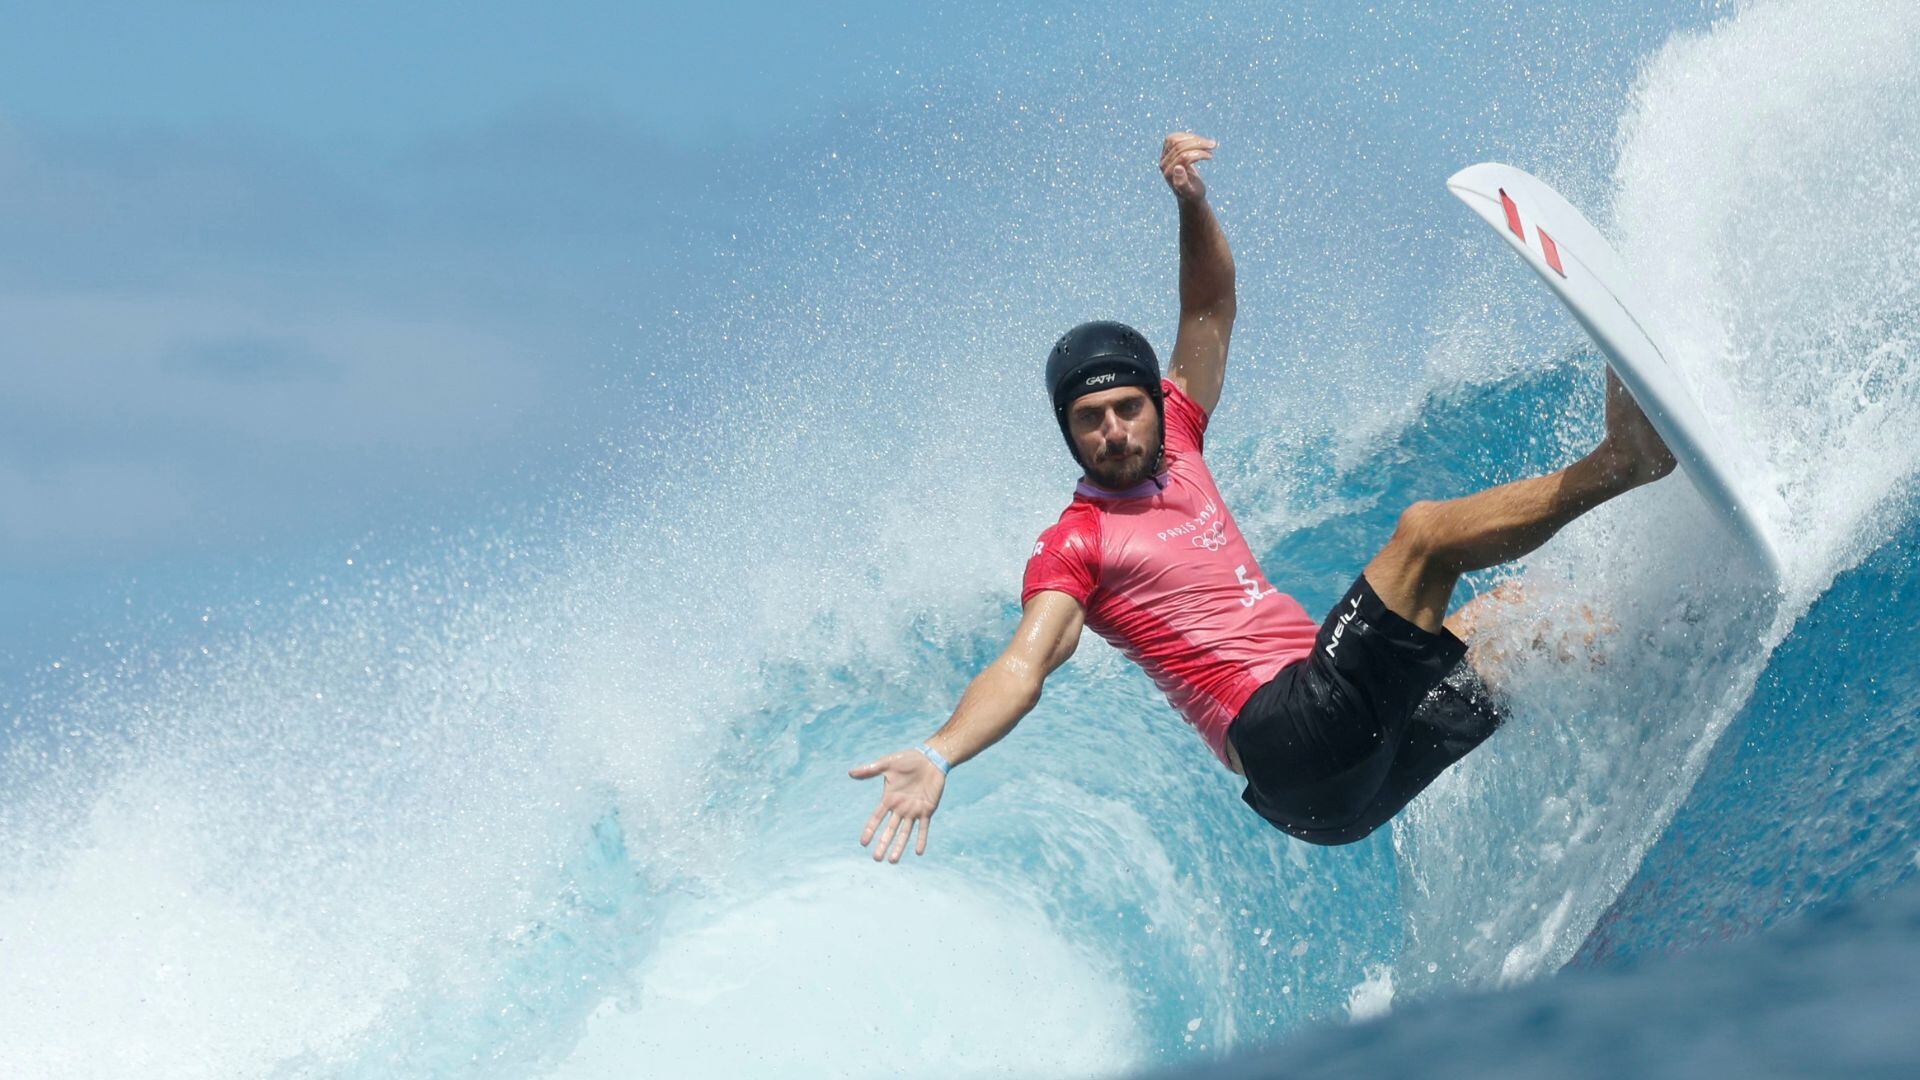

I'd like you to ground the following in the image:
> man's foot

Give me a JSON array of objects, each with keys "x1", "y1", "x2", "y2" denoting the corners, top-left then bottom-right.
[{"x1": 1593, "y1": 369, "x2": 1677, "y2": 488}]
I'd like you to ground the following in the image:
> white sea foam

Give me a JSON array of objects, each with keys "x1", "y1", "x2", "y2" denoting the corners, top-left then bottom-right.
[
  {"x1": 551, "y1": 864, "x2": 1141, "y2": 1080},
  {"x1": 3, "y1": 2, "x2": 1914, "y2": 1075},
  {"x1": 1345, "y1": 964, "x2": 1397, "y2": 1023},
  {"x1": 1392, "y1": 0, "x2": 1920, "y2": 993}
]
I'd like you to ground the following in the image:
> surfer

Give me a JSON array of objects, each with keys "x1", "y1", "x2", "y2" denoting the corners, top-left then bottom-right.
[{"x1": 851, "y1": 132, "x2": 1675, "y2": 858}]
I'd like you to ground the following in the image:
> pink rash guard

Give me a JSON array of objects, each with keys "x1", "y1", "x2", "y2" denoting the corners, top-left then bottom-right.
[{"x1": 1022, "y1": 380, "x2": 1319, "y2": 767}]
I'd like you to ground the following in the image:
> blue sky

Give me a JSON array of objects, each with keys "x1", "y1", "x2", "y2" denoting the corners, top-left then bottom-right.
[
  {"x1": 0, "y1": 3, "x2": 1000, "y2": 664},
  {"x1": 0, "y1": 1, "x2": 1714, "y2": 674},
  {"x1": 0, "y1": 3, "x2": 950, "y2": 137}
]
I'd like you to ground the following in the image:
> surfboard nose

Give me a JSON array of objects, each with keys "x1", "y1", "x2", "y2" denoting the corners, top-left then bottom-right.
[{"x1": 1450, "y1": 162, "x2": 1787, "y2": 583}]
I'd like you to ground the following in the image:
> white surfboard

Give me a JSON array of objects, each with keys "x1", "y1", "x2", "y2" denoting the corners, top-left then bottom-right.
[{"x1": 1447, "y1": 162, "x2": 1785, "y2": 582}]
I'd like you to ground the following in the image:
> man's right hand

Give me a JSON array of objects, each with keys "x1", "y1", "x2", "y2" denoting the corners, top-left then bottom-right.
[
  {"x1": 1161, "y1": 131, "x2": 1215, "y2": 203},
  {"x1": 849, "y1": 750, "x2": 947, "y2": 863}
]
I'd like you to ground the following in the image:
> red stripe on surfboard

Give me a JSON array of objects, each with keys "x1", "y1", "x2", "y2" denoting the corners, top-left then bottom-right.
[
  {"x1": 1499, "y1": 188, "x2": 1525, "y2": 239},
  {"x1": 1538, "y1": 228, "x2": 1567, "y2": 277}
]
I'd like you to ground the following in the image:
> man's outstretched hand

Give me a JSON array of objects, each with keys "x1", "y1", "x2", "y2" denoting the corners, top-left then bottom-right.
[
  {"x1": 1161, "y1": 132, "x2": 1216, "y2": 202},
  {"x1": 849, "y1": 750, "x2": 947, "y2": 863}
]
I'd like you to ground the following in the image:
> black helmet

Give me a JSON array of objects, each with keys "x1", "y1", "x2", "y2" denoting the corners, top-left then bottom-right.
[{"x1": 1045, "y1": 320, "x2": 1164, "y2": 468}]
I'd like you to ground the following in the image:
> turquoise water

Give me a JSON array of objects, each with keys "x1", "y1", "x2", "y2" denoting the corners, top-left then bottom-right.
[{"x1": 3, "y1": 1, "x2": 1918, "y2": 1076}]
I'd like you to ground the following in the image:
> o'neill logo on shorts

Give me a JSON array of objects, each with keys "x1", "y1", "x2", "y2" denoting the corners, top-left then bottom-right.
[{"x1": 1324, "y1": 593, "x2": 1363, "y2": 659}]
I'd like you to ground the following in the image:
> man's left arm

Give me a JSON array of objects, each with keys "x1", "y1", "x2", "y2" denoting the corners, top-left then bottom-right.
[{"x1": 1160, "y1": 132, "x2": 1235, "y2": 415}]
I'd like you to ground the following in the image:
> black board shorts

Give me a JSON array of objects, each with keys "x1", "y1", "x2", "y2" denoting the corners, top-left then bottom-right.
[{"x1": 1227, "y1": 573, "x2": 1509, "y2": 846}]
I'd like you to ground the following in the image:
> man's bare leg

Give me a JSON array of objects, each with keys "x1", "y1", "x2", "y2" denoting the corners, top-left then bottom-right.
[{"x1": 1366, "y1": 371, "x2": 1676, "y2": 634}]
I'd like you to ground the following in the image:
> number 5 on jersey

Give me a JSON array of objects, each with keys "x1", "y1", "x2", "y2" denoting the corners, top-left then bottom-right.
[{"x1": 1236, "y1": 564, "x2": 1275, "y2": 607}]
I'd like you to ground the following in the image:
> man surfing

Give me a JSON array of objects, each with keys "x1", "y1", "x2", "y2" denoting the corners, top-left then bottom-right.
[{"x1": 851, "y1": 132, "x2": 1675, "y2": 859}]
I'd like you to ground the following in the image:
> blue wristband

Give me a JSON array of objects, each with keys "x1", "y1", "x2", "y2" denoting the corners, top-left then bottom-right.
[{"x1": 916, "y1": 743, "x2": 952, "y2": 775}]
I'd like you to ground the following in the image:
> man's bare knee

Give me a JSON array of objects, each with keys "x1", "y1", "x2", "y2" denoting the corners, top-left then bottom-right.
[
  {"x1": 1365, "y1": 499, "x2": 1461, "y2": 634},
  {"x1": 1390, "y1": 500, "x2": 1462, "y2": 573}
]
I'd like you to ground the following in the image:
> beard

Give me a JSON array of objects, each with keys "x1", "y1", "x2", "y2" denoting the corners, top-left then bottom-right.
[{"x1": 1083, "y1": 435, "x2": 1163, "y2": 489}]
